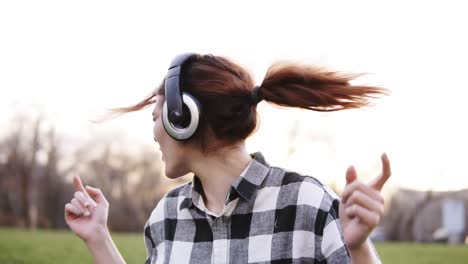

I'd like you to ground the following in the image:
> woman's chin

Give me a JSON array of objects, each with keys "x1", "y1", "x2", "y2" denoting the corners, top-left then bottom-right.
[
  {"x1": 164, "y1": 166, "x2": 187, "y2": 179},
  {"x1": 165, "y1": 171, "x2": 181, "y2": 179}
]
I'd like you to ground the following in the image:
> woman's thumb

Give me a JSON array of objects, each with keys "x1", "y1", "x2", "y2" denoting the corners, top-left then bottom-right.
[
  {"x1": 85, "y1": 185, "x2": 106, "y2": 204},
  {"x1": 345, "y1": 166, "x2": 357, "y2": 185}
]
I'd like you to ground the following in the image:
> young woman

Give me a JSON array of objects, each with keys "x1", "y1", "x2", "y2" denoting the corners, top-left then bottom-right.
[{"x1": 65, "y1": 53, "x2": 391, "y2": 263}]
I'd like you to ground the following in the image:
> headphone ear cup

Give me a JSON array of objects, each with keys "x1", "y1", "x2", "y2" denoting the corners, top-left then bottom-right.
[{"x1": 162, "y1": 93, "x2": 201, "y2": 141}]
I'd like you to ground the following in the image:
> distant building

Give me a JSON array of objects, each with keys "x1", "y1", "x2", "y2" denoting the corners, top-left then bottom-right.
[{"x1": 383, "y1": 188, "x2": 468, "y2": 243}]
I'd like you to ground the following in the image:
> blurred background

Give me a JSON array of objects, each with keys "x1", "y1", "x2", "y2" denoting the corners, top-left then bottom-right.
[{"x1": 1, "y1": 0, "x2": 467, "y2": 263}]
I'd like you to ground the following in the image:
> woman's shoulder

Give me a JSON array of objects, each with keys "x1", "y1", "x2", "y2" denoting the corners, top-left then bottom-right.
[
  {"x1": 144, "y1": 182, "x2": 193, "y2": 252},
  {"x1": 267, "y1": 166, "x2": 341, "y2": 210}
]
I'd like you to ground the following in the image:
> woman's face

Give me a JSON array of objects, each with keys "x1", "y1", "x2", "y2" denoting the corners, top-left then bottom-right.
[{"x1": 152, "y1": 95, "x2": 191, "y2": 179}]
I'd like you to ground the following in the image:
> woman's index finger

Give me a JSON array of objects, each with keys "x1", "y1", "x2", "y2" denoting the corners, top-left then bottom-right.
[{"x1": 73, "y1": 175, "x2": 90, "y2": 198}]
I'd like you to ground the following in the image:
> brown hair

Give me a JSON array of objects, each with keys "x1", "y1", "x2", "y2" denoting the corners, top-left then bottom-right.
[{"x1": 110, "y1": 54, "x2": 388, "y2": 150}]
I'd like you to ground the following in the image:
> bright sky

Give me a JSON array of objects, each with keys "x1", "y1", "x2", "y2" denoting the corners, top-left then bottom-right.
[{"x1": 1, "y1": 1, "x2": 467, "y2": 192}]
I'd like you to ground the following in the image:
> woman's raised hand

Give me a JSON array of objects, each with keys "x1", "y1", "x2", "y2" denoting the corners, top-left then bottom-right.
[
  {"x1": 64, "y1": 175, "x2": 110, "y2": 243},
  {"x1": 339, "y1": 153, "x2": 391, "y2": 250}
]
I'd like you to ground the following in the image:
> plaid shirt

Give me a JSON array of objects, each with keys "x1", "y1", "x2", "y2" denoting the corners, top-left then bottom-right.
[{"x1": 144, "y1": 152, "x2": 351, "y2": 263}]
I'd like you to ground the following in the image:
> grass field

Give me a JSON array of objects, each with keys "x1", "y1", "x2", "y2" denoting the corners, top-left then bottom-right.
[{"x1": 0, "y1": 228, "x2": 467, "y2": 263}]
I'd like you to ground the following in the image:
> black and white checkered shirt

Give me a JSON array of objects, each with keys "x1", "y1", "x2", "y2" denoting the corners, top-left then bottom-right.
[{"x1": 144, "y1": 152, "x2": 351, "y2": 263}]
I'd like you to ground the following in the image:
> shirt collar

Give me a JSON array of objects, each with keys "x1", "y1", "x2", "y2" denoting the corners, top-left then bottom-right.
[
  {"x1": 230, "y1": 152, "x2": 269, "y2": 201},
  {"x1": 179, "y1": 152, "x2": 270, "y2": 211}
]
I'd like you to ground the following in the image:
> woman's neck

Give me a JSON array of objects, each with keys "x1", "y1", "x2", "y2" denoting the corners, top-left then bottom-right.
[{"x1": 190, "y1": 144, "x2": 252, "y2": 215}]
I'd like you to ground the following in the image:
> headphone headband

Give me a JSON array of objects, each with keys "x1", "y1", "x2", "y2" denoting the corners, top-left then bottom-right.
[{"x1": 169, "y1": 53, "x2": 196, "y2": 69}]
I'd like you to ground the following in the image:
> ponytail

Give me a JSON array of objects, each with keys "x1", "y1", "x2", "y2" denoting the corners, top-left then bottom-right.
[{"x1": 256, "y1": 62, "x2": 388, "y2": 111}]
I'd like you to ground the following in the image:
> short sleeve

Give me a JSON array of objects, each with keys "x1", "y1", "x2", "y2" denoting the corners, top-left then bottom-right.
[{"x1": 320, "y1": 193, "x2": 351, "y2": 263}]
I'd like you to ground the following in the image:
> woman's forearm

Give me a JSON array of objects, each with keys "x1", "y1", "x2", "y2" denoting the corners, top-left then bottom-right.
[
  {"x1": 348, "y1": 239, "x2": 381, "y2": 264},
  {"x1": 85, "y1": 227, "x2": 126, "y2": 264}
]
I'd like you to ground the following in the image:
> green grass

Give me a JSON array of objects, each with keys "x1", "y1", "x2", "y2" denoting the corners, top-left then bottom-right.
[
  {"x1": 375, "y1": 242, "x2": 468, "y2": 264},
  {"x1": 0, "y1": 228, "x2": 146, "y2": 264},
  {"x1": 1, "y1": 227, "x2": 467, "y2": 263}
]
